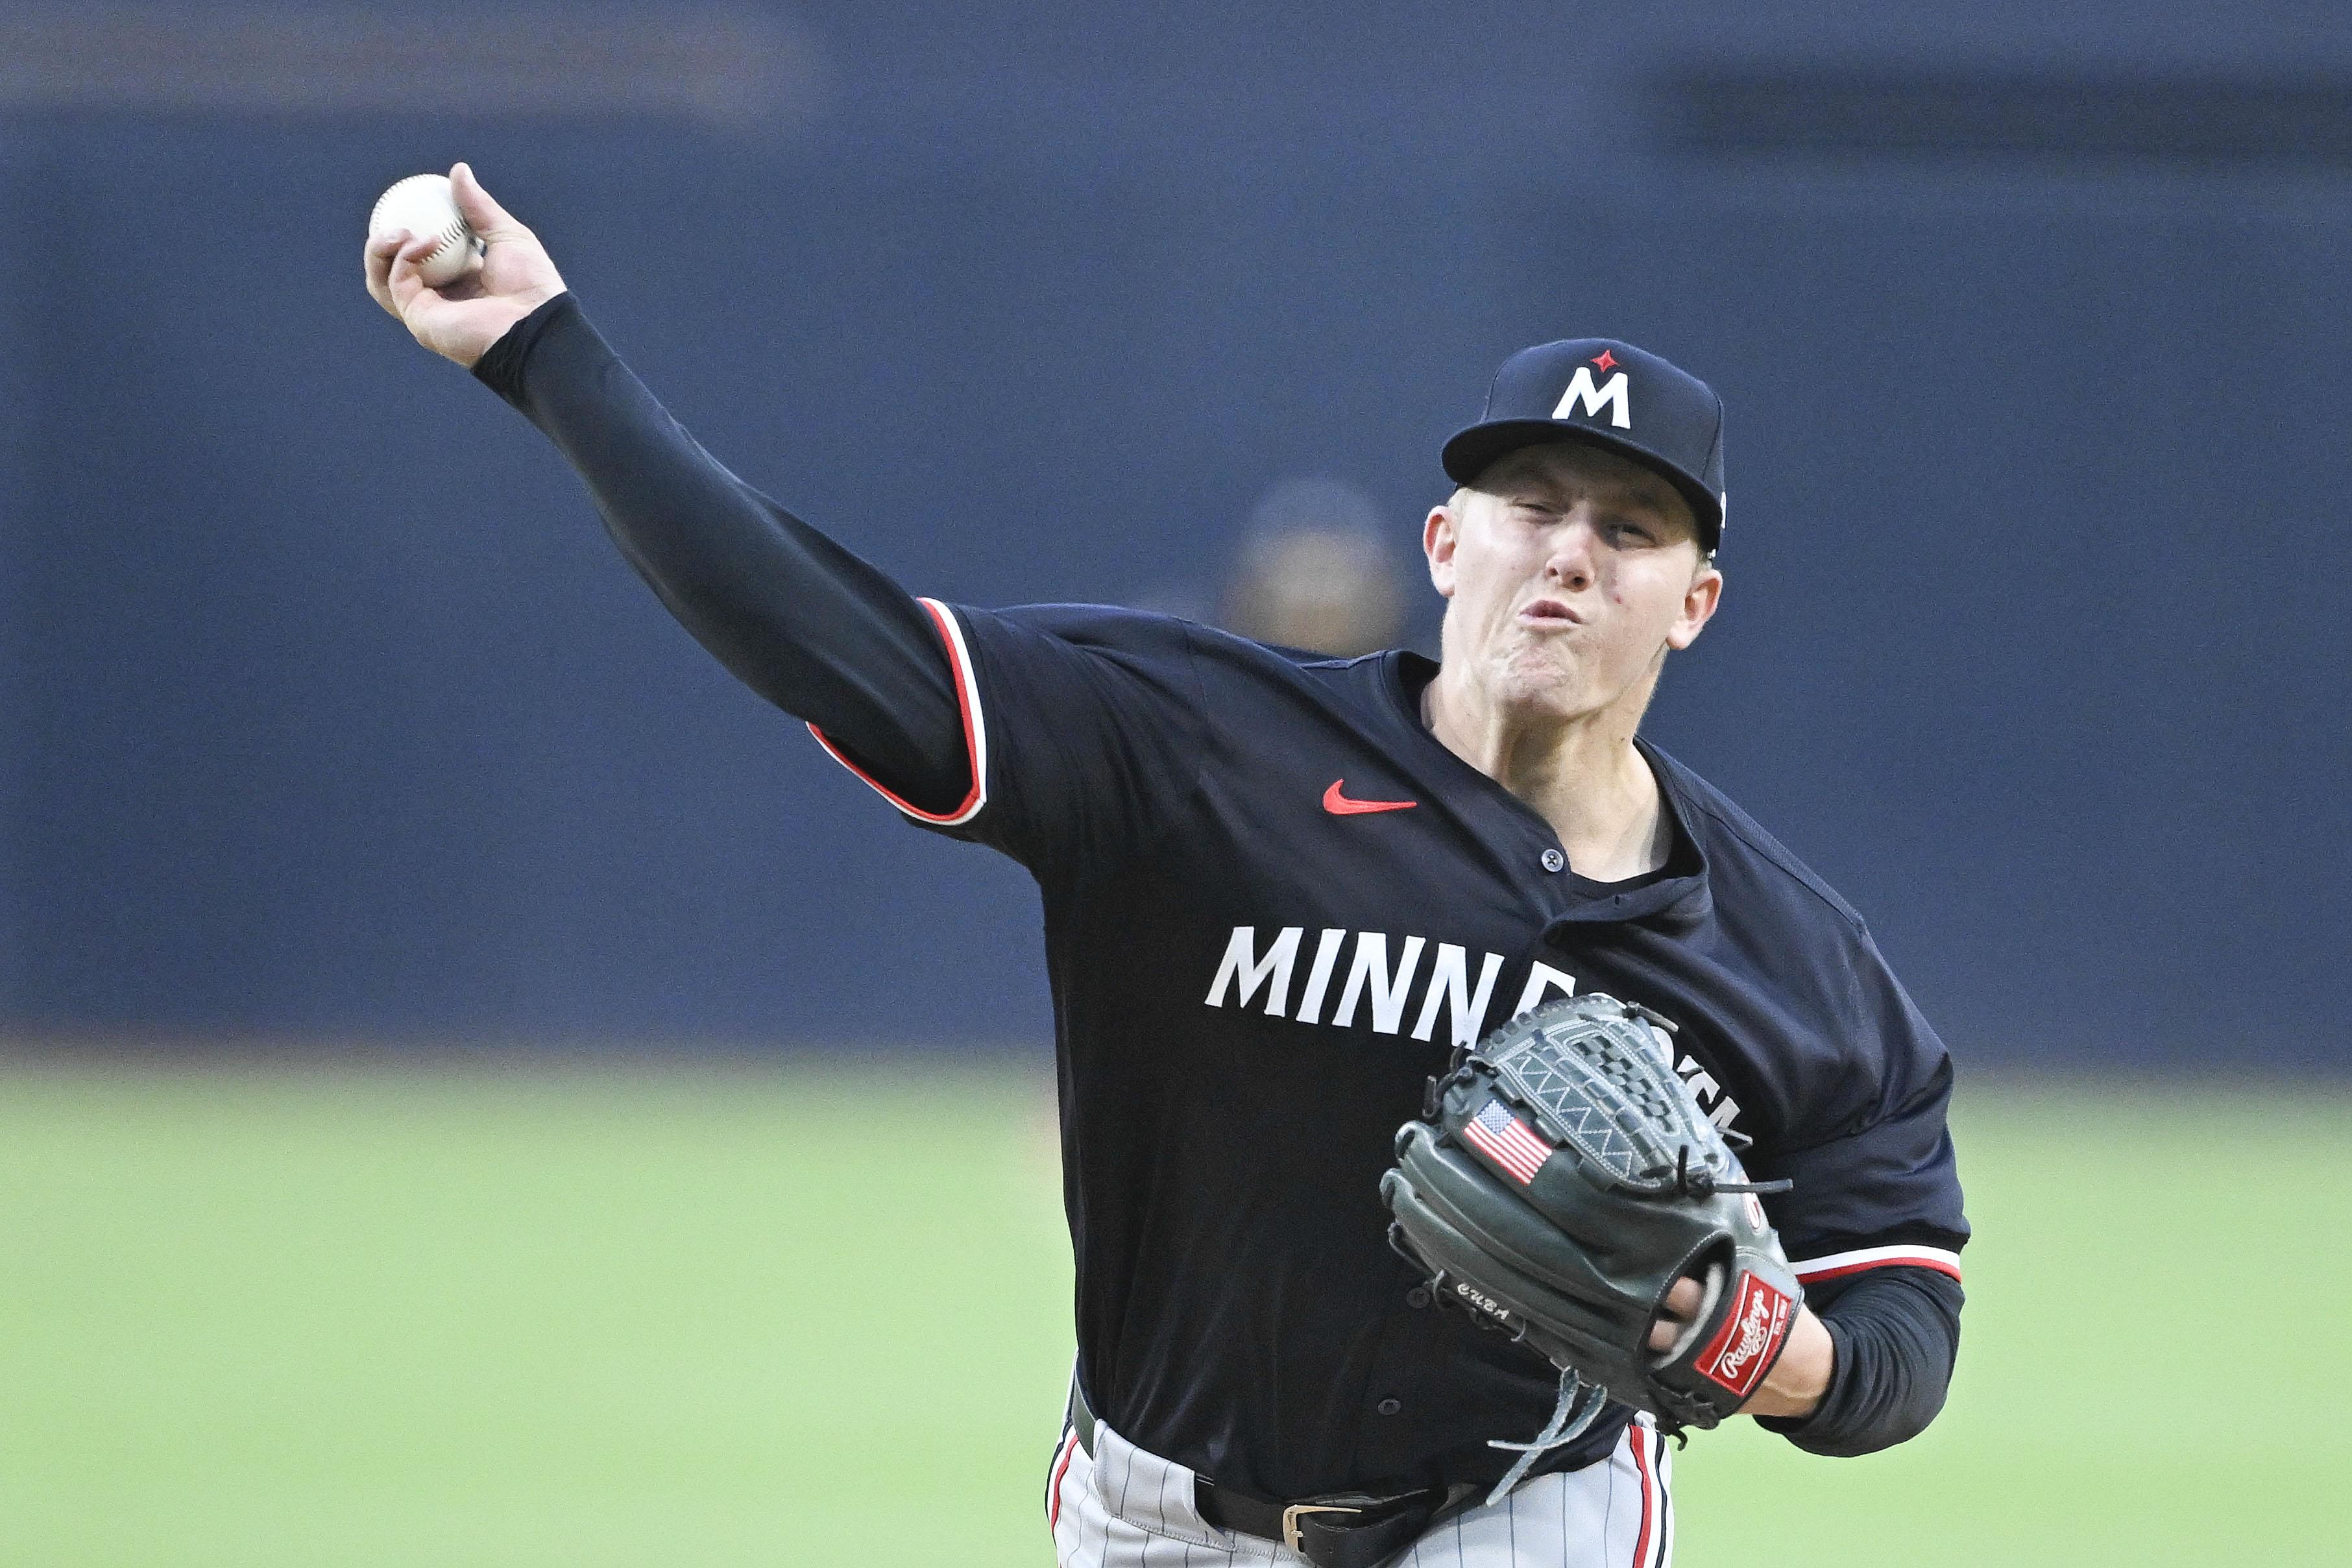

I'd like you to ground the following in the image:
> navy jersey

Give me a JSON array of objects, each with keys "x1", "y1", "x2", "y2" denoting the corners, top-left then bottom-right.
[
  {"x1": 816, "y1": 601, "x2": 1965, "y2": 1495},
  {"x1": 474, "y1": 296, "x2": 1967, "y2": 1502}
]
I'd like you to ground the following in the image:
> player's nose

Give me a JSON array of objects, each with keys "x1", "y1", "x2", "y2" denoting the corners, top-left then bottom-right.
[{"x1": 1542, "y1": 517, "x2": 1599, "y2": 592}]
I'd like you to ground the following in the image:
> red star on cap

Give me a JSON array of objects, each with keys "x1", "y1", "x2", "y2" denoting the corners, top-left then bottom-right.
[{"x1": 1591, "y1": 349, "x2": 1618, "y2": 372}]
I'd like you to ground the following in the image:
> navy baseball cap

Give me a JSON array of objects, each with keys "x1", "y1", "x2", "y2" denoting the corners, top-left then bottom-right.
[{"x1": 1442, "y1": 339, "x2": 1728, "y2": 552}]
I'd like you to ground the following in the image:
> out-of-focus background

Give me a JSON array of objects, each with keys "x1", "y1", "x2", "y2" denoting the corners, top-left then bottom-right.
[{"x1": 2, "y1": 2, "x2": 2346, "y2": 1564}]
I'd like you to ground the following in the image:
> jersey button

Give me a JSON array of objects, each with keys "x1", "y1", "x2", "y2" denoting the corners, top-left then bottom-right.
[
  {"x1": 1405, "y1": 1286, "x2": 1431, "y2": 1309},
  {"x1": 1376, "y1": 1398, "x2": 1402, "y2": 1417},
  {"x1": 1540, "y1": 848, "x2": 1565, "y2": 873}
]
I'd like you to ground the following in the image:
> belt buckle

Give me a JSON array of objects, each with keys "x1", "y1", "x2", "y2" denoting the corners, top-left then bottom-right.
[{"x1": 1281, "y1": 1502, "x2": 1363, "y2": 1554}]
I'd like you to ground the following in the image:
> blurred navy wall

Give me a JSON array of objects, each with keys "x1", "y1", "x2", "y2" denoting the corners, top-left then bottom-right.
[{"x1": 4, "y1": 1, "x2": 2346, "y2": 1068}]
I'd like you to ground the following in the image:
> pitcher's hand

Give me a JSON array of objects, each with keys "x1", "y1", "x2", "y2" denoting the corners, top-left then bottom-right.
[
  {"x1": 1648, "y1": 1275, "x2": 1834, "y2": 1419},
  {"x1": 365, "y1": 162, "x2": 566, "y2": 369}
]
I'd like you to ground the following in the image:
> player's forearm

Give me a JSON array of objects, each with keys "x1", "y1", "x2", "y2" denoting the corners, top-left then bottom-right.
[
  {"x1": 1756, "y1": 1265, "x2": 1962, "y2": 1457},
  {"x1": 470, "y1": 295, "x2": 970, "y2": 811}
]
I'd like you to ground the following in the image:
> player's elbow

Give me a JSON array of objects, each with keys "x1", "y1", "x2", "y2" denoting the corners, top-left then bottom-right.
[
  {"x1": 1760, "y1": 1272, "x2": 1963, "y2": 1458},
  {"x1": 1773, "y1": 1372, "x2": 1951, "y2": 1458}
]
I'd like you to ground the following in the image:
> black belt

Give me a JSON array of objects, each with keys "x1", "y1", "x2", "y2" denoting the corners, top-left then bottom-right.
[{"x1": 1065, "y1": 1384, "x2": 1459, "y2": 1568}]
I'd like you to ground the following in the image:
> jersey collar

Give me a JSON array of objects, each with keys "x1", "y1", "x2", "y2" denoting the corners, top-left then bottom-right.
[{"x1": 1378, "y1": 649, "x2": 1712, "y2": 930}]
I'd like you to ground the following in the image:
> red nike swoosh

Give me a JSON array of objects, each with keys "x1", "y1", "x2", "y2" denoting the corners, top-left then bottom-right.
[{"x1": 1324, "y1": 779, "x2": 1418, "y2": 815}]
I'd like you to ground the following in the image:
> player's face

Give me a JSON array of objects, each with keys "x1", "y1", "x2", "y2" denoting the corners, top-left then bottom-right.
[{"x1": 1423, "y1": 442, "x2": 1721, "y2": 727}]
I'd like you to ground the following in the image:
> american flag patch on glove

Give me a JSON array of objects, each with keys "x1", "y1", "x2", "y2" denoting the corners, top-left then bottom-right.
[{"x1": 1462, "y1": 1099, "x2": 1551, "y2": 1185}]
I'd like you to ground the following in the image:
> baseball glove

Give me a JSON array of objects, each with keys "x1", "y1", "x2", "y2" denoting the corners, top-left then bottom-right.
[{"x1": 1380, "y1": 993, "x2": 1799, "y2": 1497}]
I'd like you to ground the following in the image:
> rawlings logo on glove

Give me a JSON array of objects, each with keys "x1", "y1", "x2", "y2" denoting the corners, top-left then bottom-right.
[{"x1": 1693, "y1": 1272, "x2": 1794, "y2": 1397}]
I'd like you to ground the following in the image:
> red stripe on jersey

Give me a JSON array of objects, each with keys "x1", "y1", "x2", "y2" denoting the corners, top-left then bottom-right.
[
  {"x1": 1046, "y1": 1430, "x2": 1078, "y2": 1530},
  {"x1": 1629, "y1": 1423, "x2": 1658, "y2": 1568},
  {"x1": 806, "y1": 596, "x2": 988, "y2": 825}
]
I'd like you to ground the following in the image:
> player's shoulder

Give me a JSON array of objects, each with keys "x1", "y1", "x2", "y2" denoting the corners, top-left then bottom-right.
[
  {"x1": 1642, "y1": 742, "x2": 1871, "y2": 941},
  {"x1": 948, "y1": 601, "x2": 1390, "y2": 740},
  {"x1": 980, "y1": 602, "x2": 1345, "y2": 658},
  {"x1": 967, "y1": 600, "x2": 1197, "y2": 649},
  {"x1": 968, "y1": 600, "x2": 1383, "y2": 687},
  {"x1": 964, "y1": 601, "x2": 1158, "y2": 638},
  {"x1": 940, "y1": 603, "x2": 1210, "y2": 699},
  {"x1": 1646, "y1": 747, "x2": 1953, "y2": 1139}
]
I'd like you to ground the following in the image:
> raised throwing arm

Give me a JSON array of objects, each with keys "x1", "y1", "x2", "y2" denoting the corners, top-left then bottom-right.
[{"x1": 365, "y1": 165, "x2": 971, "y2": 814}]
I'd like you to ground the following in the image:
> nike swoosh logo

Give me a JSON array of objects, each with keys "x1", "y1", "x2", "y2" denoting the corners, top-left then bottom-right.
[{"x1": 1324, "y1": 779, "x2": 1418, "y2": 815}]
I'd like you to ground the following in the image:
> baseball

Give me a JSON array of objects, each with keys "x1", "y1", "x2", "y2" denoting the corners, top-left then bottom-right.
[{"x1": 369, "y1": 173, "x2": 479, "y2": 288}]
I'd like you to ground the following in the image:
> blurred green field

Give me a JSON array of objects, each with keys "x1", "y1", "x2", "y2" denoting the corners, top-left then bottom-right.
[{"x1": 3, "y1": 1061, "x2": 2344, "y2": 1567}]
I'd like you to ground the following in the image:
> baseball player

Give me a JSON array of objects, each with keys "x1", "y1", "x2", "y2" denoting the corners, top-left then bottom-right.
[{"x1": 368, "y1": 166, "x2": 1967, "y2": 1568}]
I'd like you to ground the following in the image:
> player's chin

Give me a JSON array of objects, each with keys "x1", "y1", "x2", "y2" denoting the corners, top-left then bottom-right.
[{"x1": 1489, "y1": 657, "x2": 1600, "y2": 720}]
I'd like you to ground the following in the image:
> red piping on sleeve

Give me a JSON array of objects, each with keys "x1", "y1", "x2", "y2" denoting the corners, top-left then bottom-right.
[
  {"x1": 807, "y1": 596, "x2": 989, "y2": 826},
  {"x1": 1790, "y1": 1244, "x2": 1964, "y2": 1285}
]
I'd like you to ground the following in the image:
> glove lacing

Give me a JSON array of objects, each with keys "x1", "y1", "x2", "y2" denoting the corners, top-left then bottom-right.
[{"x1": 1483, "y1": 1368, "x2": 1612, "y2": 1505}]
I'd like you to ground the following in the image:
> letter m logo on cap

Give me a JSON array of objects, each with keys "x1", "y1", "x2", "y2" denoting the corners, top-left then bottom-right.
[{"x1": 1553, "y1": 365, "x2": 1631, "y2": 429}]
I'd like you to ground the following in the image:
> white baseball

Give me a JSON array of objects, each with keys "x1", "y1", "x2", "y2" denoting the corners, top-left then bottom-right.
[{"x1": 369, "y1": 173, "x2": 480, "y2": 288}]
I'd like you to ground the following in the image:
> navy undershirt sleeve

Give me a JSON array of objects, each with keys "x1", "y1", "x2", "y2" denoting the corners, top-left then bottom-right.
[
  {"x1": 1758, "y1": 1265, "x2": 1963, "y2": 1456},
  {"x1": 470, "y1": 293, "x2": 971, "y2": 815}
]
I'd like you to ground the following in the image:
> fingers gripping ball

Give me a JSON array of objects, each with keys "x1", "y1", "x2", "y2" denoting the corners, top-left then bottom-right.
[
  {"x1": 369, "y1": 173, "x2": 481, "y2": 287},
  {"x1": 1380, "y1": 993, "x2": 1801, "y2": 1439}
]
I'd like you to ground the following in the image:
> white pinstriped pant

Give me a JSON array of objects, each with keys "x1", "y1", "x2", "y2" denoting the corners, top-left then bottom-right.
[{"x1": 1046, "y1": 1412, "x2": 1673, "y2": 1568}]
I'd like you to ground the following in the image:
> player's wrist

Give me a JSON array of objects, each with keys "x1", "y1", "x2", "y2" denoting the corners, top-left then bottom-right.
[
  {"x1": 441, "y1": 289, "x2": 564, "y2": 369},
  {"x1": 1741, "y1": 1303, "x2": 1834, "y2": 1419}
]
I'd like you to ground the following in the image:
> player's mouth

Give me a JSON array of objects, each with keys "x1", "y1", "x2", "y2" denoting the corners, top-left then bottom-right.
[{"x1": 1517, "y1": 597, "x2": 1584, "y2": 627}]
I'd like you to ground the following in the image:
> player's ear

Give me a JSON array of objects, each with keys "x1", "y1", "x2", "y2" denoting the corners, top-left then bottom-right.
[
  {"x1": 1666, "y1": 555, "x2": 1722, "y2": 650},
  {"x1": 1424, "y1": 503, "x2": 1459, "y2": 599}
]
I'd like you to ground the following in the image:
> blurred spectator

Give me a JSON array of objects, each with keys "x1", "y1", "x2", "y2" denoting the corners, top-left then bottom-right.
[{"x1": 1220, "y1": 477, "x2": 1409, "y2": 657}]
